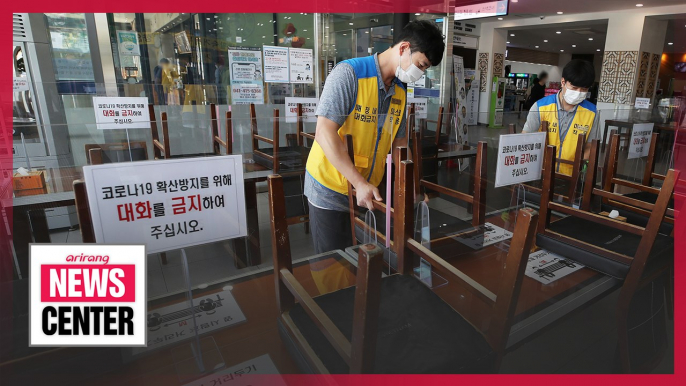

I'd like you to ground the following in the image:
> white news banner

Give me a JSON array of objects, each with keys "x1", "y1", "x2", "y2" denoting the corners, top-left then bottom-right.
[
  {"x1": 448, "y1": 222, "x2": 513, "y2": 250},
  {"x1": 184, "y1": 354, "x2": 286, "y2": 386},
  {"x1": 131, "y1": 289, "x2": 246, "y2": 356},
  {"x1": 525, "y1": 249, "x2": 584, "y2": 284}
]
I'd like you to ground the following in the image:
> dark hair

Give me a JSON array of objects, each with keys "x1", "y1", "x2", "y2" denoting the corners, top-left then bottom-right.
[
  {"x1": 562, "y1": 59, "x2": 595, "y2": 88},
  {"x1": 394, "y1": 20, "x2": 445, "y2": 67},
  {"x1": 159, "y1": 58, "x2": 170, "y2": 64},
  {"x1": 538, "y1": 71, "x2": 548, "y2": 80}
]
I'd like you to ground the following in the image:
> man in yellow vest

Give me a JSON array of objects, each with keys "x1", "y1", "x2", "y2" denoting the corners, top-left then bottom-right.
[
  {"x1": 304, "y1": 20, "x2": 445, "y2": 253},
  {"x1": 522, "y1": 59, "x2": 597, "y2": 175}
]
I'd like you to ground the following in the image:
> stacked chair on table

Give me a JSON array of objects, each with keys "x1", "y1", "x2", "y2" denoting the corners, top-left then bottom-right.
[
  {"x1": 250, "y1": 103, "x2": 310, "y2": 231},
  {"x1": 267, "y1": 144, "x2": 540, "y2": 373},
  {"x1": 537, "y1": 139, "x2": 676, "y2": 373},
  {"x1": 517, "y1": 121, "x2": 587, "y2": 207},
  {"x1": 600, "y1": 132, "x2": 674, "y2": 235}
]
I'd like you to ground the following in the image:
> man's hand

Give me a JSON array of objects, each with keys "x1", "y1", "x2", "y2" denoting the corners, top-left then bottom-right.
[{"x1": 355, "y1": 181, "x2": 382, "y2": 211}]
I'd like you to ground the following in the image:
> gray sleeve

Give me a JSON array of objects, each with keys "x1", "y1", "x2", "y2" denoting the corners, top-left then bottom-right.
[
  {"x1": 521, "y1": 102, "x2": 541, "y2": 133},
  {"x1": 316, "y1": 63, "x2": 356, "y2": 126}
]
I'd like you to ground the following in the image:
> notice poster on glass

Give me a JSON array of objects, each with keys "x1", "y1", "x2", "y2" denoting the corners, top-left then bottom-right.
[
  {"x1": 228, "y1": 47, "x2": 264, "y2": 104},
  {"x1": 465, "y1": 69, "x2": 480, "y2": 125},
  {"x1": 116, "y1": 30, "x2": 141, "y2": 57},
  {"x1": 289, "y1": 48, "x2": 314, "y2": 84},
  {"x1": 628, "y1": 122, "x2": 654, "y2": 160},
  {"x1": 495, "y1": 132, "x2": 547, "y2": 187},
  {"x1": 263, "y1": 45, "x2": 290, "y2": 83},
  {"x1": 82, "y1": 156, "x2": 248, "y2": 254}
]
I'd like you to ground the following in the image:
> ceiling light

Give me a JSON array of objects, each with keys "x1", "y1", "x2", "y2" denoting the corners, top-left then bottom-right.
[
  {"x1": 535, "y1": 45, "x2": 539, "y2": 48},
  {"x1": 597, "y1": 49, "x2": 601, "y2": 51},
  {"x1": 303, "y1": 29, "x2": 308, "y2": 32},
  {"x1": 557, "y1": 12, "x2": 563, "y2": 15},
  {"x1": 349, "y1": 22, "x2": 354, "y2": 25},
  {"x1": 512, "y1": 0, "x2": 518, "y2": 2},
  {"x1": 325, "y1": 26, "x2": 329, "y2": 28},
  {"x1": 544, "y1": 39, "x2": 548, "y2": 42},
  {"x1": 572, "y1": 45, "x2": 576, "y2": 47},
  {"x1": 560, "y1": 49, "x2": 564, "y2": 52},
  {"x1": 510, "y1": 33, "x2": 515, "y2": 36},
  {"x1": 262, "y1": 36, "x2": 265, "y2": 38},
  {"x1": 365, "y1": 31, "x2": 369, "y2": 34},
  {"x1": 668, "y1": 42, "x2": 673, "y2": 45},
  {"x1": 556, "y1": 31, "x2": 561, "y2": 34},
  {"x1": 415, "y1": 13, "x2": 421, "y2": 16},
  {"x1": 498, "y1": 17, "x2": 503, "y2": 20},
  {"x1": 589, "y1": 38, "x2": 594, "y2": 40},
  {"x1": 636, "y1": 4, "x2": 643, "y2": 7},
  {"x1": 507, "y1": 41, "x2": 510, "y2": 44}
]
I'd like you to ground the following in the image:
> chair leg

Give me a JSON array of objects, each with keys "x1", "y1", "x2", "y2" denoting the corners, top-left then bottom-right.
[{"x1": 160, "y1": 252, "x2": 168, "y2": 265}]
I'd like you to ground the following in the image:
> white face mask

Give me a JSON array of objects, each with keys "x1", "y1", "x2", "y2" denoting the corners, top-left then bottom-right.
[
  {"x1": 396, "y1": 49, "x2": 425, "y2": 84},
  {"x1": 562, "y1": 83, "x2": 586, "y2": 105}
]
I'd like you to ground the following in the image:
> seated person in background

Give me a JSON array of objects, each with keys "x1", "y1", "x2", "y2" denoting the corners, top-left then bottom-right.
[
  {"x1": 522, "y1": 59, "x2": 597, "y2": 175},
  {"x1": 524, "y1": 71, "x2": 548, "y2": 111}
]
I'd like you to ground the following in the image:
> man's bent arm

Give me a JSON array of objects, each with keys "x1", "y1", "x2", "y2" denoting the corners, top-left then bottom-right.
[{"x1": 314, "y1": 116, "x2": 368, "y2": 189}]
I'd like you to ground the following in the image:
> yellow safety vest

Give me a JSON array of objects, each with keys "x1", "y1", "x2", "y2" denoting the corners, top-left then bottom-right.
[
  {"x1": 306, "y1": 55, "x2": 406, "y2": 195},
  {"x1": 537, "y1": 94, "x2": 596, "y2": 175}
]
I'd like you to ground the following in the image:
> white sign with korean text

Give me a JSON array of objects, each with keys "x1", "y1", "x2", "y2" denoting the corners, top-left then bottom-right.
[
  {"x1": 525, "y1": 249, "x2": 584, "y2": 284},
  {"x1": 289, "y1": 48, "x2": 314, "y2": 84},
  {"x1": 407, "y1": 97, "x2": 428, "y2": 119},
  {"x1": 116, "y1": 30, "x2": 141, "y2": 57},
  {"x1": 13, "y1": 77, "x2": 29, "y2": 92},
  {"x1": 183, "y1": 354, "x2": 286, "y2": 386},
  {"x1": 285, "y1": 97, "x2": 318, "y2": 123},
  {"x1": 92, "y1": 97, "x2": 151, "y2": 130},
  {"x1": 449, "y1": 222, "x2": 513, "y2": 250},
  {"x1": 628, "y1": 123, "x2": 654, "y2": 160},
  {"x1": 132, "y1": 289, "x2": 246, "y2": 356},
  {"x1": 495, "y1": 132, "x2": 547, "y2": 187},
  {"x1": 634, "y1": 97, "x2": 650, "y2": 109},
  {"x1": 263, "y1": 46, "x2": 290, "y2": 83},
  {"x1": 83, "y1": 156, "x2": 247, "y2": 254},
  {"x1": 454, "y1": 0, "x2": 508, "y2": 20},
  {"x1": 452, "y1": 35, "x2": 478, "y2": 49}
]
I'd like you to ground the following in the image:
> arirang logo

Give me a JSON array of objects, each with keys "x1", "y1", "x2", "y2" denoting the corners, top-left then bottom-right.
[{"x1": 30, "y1": 245, "x2": 146, "y2": 347}]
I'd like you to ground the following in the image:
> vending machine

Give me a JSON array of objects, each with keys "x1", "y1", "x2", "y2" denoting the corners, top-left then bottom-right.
[{"x1": 489, "y1": 76, "x2": 506, "y2": 128}]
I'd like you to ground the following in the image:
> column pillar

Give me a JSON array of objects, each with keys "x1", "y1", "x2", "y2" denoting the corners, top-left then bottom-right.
[
  {"x1": 476, "y1": 26, "x2": 506, "y2": 124},
  {"x1": 597, "y1": 15, "x2": 667, "y2": 112}
]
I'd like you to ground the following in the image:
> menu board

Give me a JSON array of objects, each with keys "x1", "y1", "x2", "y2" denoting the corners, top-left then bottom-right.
[
  {"x1": 263, "y1": 46, "x2": 290, "y2": 83},
  {"x1": 289, "y1": 48, "x2": 314, "y2": 84}
]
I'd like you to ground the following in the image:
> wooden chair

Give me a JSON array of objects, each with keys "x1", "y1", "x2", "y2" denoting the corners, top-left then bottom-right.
[
  {"x1": 85, "y1": 141, "x2": 148, "y2": 165},
  {"x1": 419, "y1": 105, "x2": 446, "y2": 148},
  {"x1": 295, "y1": 103, "x2": 316, "y2": 147},
  {"x1": 250, "y1": 103, "x2": 310, "y2": 230},
  {"x1": 150, "y1": 104, "x2": 171, "y2": 159},
  {"x1": 411, "y1": 129, "x2": 487, "y2": 240},
  {"x1": 210, "y1": 103, "x2": 232, "y2": 155},
  {"x1": 600, "y1": 132, "x2": 674, "y2": 233},
  {"x1": 268, "y1": 157, "x2": 540, "y2": 373},
  {"x1": 536, "y1": 142, "x2": 676, "y2": 373}
]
